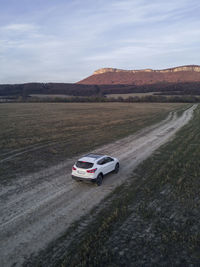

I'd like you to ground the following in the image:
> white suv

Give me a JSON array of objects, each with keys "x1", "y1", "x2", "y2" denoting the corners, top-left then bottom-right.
[{"x1": 71, "y1": 154, "x2": 119, "y2": 186}]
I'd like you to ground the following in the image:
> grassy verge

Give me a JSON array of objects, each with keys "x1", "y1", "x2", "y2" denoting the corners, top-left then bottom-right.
[
  {"x1": 52, "y1": 104, "x2": 200, "y2": 266},
  {"x1": 0, "y1": 102, "x2": 185, "y2": 183}
]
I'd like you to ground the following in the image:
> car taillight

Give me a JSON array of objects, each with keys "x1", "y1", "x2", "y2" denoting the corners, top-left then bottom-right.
[
  {"x1": 86, "y1": 168, "x2": 97, "y2": 173},
  {"x1": 72, "y1": 166, "x2": 76, "y2": 171}
]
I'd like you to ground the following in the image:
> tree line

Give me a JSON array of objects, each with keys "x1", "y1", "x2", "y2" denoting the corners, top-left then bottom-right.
[
  {"x1": 0, "y1": 81, "x2": 200, "y2": 97},
  {"x1": 3, "y1": 94, "x2": 198, "y2": 103}
]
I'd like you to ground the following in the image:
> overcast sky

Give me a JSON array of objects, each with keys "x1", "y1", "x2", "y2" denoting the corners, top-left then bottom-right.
[{"x1": 0, "y1": 0, "x2": 200, "y2": 83}]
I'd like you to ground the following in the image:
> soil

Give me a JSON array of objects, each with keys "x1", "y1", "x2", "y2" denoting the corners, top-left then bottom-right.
[{"x1": 0, "y1": 105, "x2": 197, "y2": 267}]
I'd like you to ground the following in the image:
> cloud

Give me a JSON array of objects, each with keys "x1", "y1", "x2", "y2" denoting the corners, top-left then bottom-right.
[
  {"x1": 1, "y1": 23, "x2": 38, "y2": 32},
  {"x1": 0, "y1": 0, "x2": 200, "y2": 83}
]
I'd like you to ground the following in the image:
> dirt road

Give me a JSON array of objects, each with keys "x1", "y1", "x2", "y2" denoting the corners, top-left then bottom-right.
[{"x1": 0, "y1": 105, "x2": 197, "y2": 267}]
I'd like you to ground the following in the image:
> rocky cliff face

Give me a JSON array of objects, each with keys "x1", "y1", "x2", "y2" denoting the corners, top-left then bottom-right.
[
  {"x1": 78, "y1": 65, "x2": 200, "y2": 85},
  {"x1": 93, "y1": 65, "x2": 200, "y2": 75}
]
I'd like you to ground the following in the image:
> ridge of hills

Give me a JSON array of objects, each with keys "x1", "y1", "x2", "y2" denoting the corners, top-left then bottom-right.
[
  {"x1": 0, "y1": 65, "x2": 200, "y2": 98},
  {"x1": 78, "y1": 65, "x2": 200, "y2": 85}
]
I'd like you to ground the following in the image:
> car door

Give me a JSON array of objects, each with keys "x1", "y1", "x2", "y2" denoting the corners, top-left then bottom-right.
[
  {"x1": 97, "y1": 157, "x2": 110, "y2": 175},
  {"x1": 99, "y1": 157, "x2": 115, "y2": 174},
  {"x1": 105, "y1": 157, "x2": 115, "y2": 173}
]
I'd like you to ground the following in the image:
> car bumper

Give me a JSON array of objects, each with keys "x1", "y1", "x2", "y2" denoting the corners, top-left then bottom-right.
[{"x1": 72, "y1": 175, "x2": 97, "y2": 183}]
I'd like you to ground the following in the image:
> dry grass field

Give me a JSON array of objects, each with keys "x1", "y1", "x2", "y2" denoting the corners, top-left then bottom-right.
[
  {"x1": 53, "y1": 105, "x2": 200, "y2": 267},
  {"x1": 0, "y1": 102, "x2": 186, "y2": 183},
  {"x1": 106, "y1": 92, "x2": 156, "y2": 98},
  {"x1": 106, "y1": 92, "x2": 200, "y2": 99},
  {"x1": 26, "y1": 105, "x2": 200, "y2": 267}
]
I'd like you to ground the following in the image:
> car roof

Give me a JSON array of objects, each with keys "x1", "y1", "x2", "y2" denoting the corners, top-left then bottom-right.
[{"x1": 78, "y1": 154, "x2": 106, "y2": 163}]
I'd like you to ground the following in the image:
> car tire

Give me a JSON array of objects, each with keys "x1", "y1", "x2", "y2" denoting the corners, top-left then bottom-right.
[
  {"x1": 114, "y1": 163, "x2": 119, "y2": 173},
  {"x1": 96, "y1": 174, "x2": 103, "y2": 186}
]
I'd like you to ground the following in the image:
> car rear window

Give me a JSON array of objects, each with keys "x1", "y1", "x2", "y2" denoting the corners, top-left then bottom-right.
[{"x1": 76, "y1": 161, "x2": 94, "y2": 169}]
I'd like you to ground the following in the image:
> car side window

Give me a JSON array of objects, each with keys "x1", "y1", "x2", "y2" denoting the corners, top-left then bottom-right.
[
  {"x1": 107, "y1": 157, "x2": 114, "y2": 162},
  {"x1": 97, "y1": 157, "x2": 114, "y2": 165},
  {"x1": 97, "y1": 157, "x2": 107, "y2": 165}
]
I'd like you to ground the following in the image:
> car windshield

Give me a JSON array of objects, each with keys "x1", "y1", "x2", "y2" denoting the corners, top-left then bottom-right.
[{"x1": 76, "y1": 161, "x2": 94, "y2": 169}]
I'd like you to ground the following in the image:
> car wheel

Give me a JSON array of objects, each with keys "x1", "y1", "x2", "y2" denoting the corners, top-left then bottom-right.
[
  {"x1": 114, "y1": 163, "x2": 119, "y2": 173},
  {"x1": 96, "y1": 174, "x2": 103, "y2": 186}
]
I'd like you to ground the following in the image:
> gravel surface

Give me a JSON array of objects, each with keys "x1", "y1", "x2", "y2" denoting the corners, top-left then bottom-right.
[{"x1": 0, "y1": 105, "x2": 196, "y2": 267}]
